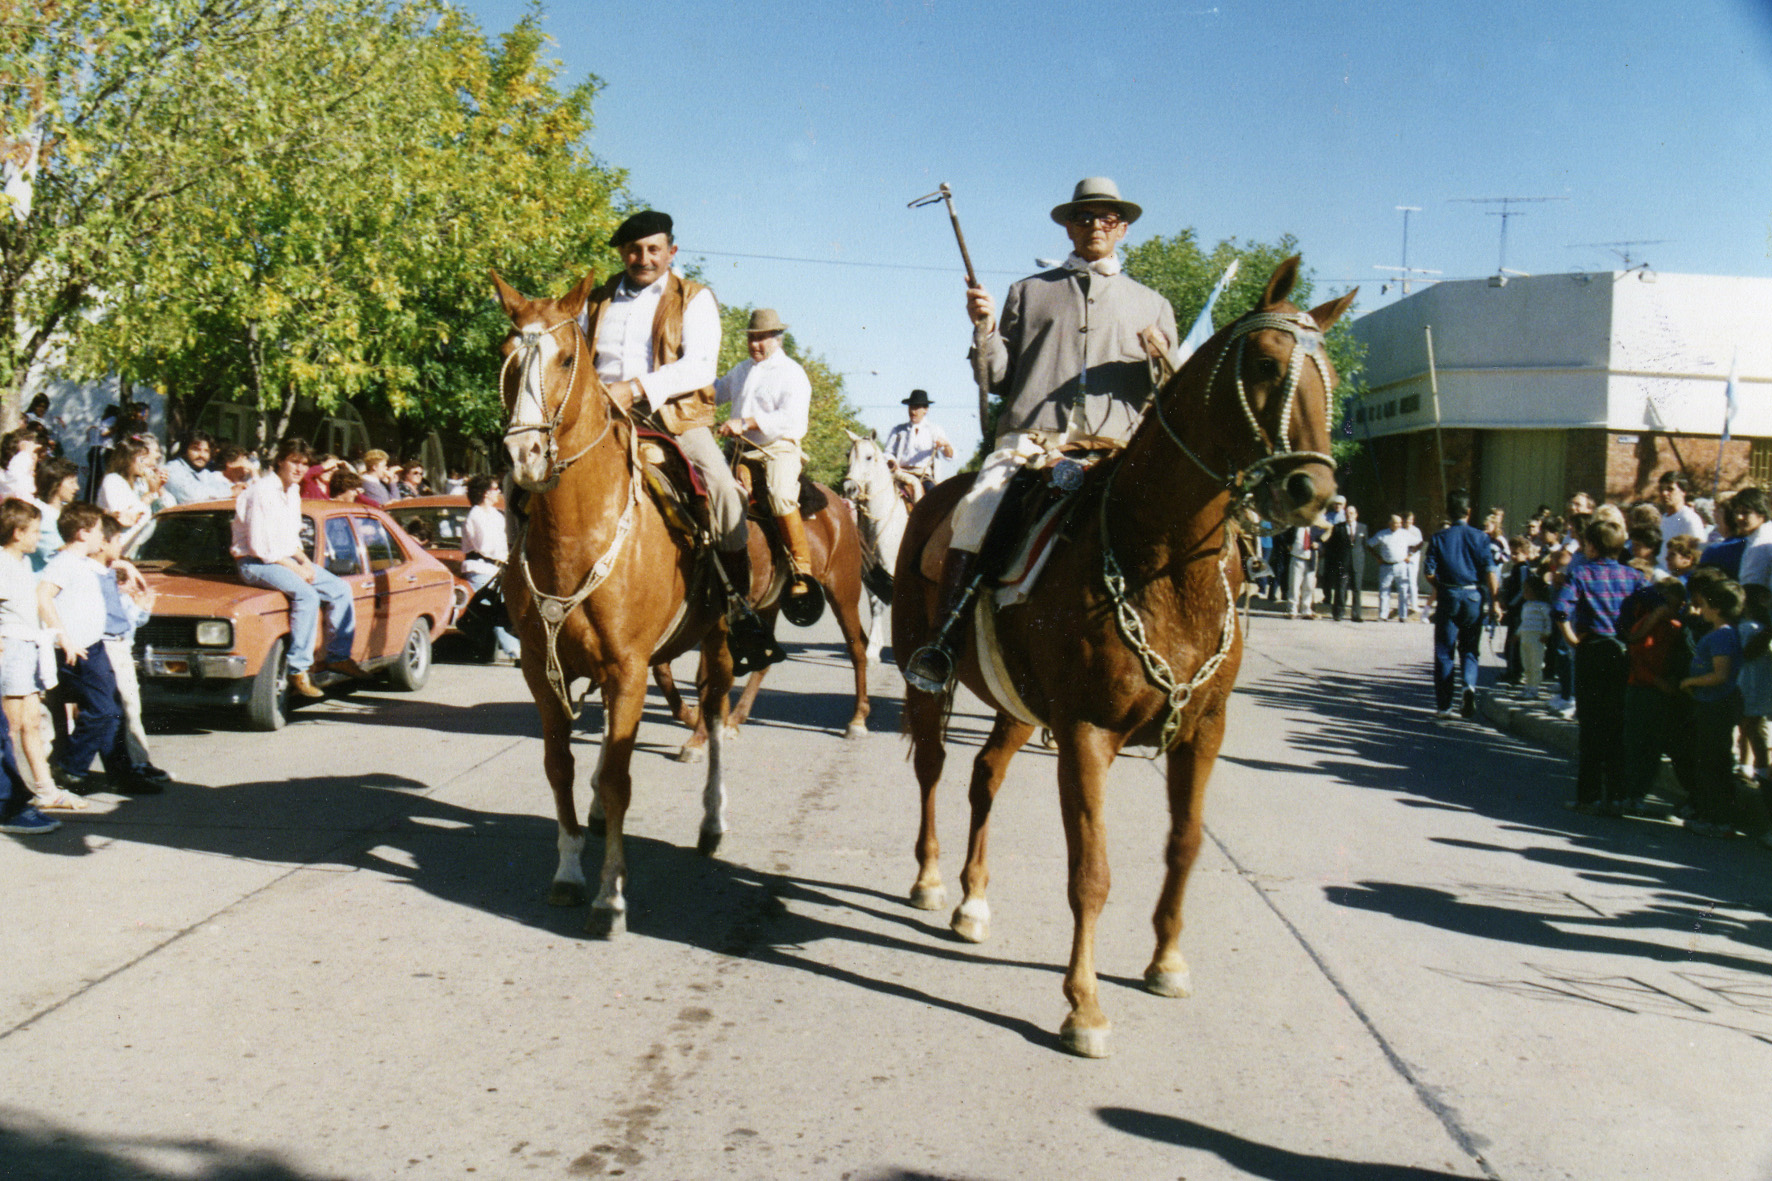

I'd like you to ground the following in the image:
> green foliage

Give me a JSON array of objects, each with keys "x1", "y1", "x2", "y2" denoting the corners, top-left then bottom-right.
[
  {"x1": 2, "y1": 0, "x2": 627, "y2": 441},
  {"x1": 1123, "y1": 230, "x2": 1367, "y2": 465},
  {"x1": 715, "y1": 301, "x2": 865, "y2": 487}
]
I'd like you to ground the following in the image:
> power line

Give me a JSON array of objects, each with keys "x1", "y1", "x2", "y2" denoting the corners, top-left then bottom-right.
[{"x1": 681, "y1": 247, "x2": 1027, "y2": 277}]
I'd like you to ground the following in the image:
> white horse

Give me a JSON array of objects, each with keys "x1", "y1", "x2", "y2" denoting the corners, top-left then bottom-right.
[{"x1": 841, "y1": 428, "x2": 908, "y2": 663}]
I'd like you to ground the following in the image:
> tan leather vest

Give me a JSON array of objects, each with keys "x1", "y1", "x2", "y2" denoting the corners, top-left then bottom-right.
[{"x1": 583, "y1": 272, "x2": 718, "y2": 435}]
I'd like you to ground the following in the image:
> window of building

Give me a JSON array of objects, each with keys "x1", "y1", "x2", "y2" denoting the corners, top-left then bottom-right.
[
  {"x1": 1399, "y1": 395, "x2": 1421, "y2": 414},
  {"x1": 1384, "y1": 401, "x2": 1397, "y2": 418},
  {"x1": 1752, "y1": 440, "x2": 1772, "y2": 489}
]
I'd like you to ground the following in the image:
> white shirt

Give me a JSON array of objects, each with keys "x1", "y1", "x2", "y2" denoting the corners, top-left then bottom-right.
[
  {"x1": 1659, "y1": 504, "x2": 1705, "y2": 558},
  {"x1": 0, "y1": 550, "x2": 38, "y2": 635},
  {"x1": 40, "y1": 549, "x2": 107, "y2": 650},
  {"x1": 461, "y1": 504, "x2": 508, "y2": 576},
  {"x1": 98, "y1": 471, "x2": 149, "y2": 525},
  {"x1": 714, "y1": 349, "x2": 811, "y2": 446},
  {"x1": 0, "y1": 450, "x2": 35, "y2": 500},
  {"x1": 1739, "y1": 520, "x2": 1772, "y2": 589},
  {"x1": 883, "y1": 419, "x2": 953, "y2": 476},
  {"x1": 230, "y1": 474, "x2": 304, "y2": 563},
  {"x1": 1370, "y1": 528, "x2": 1413, "y2": 565},
  {"x1": 587, "y1": 272, "x2": 720, "y2": 405}
]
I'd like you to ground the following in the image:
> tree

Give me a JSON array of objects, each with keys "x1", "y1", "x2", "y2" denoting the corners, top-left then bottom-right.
[
  {"x1": 55, "y1": 4, "x2": 627, "y2": 442},
  {"x1": 1123, "y1": 230, "x2": 1367, "y2": 465},
  {"x1": 713, "y1": 301, "x2": 865, "y2": 487},
  {"x1": 0, "y1": 0, "x2": 445, "y2": 418}
]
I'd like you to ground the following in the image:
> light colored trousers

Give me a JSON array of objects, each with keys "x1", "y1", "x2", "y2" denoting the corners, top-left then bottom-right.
[
  {"x1": 1519, "y1": 631, "x2": 1547, "y2": 692},
  {"x1": 951, "y1": 432, "x2": 1047, "y2": 553},
  {"x1": 236, "y1": 559, "x2": 356, "y2": 674},
  {"x1": 1288, "y1": 559, "x2": 1317, "y2": 615},
  {"x1": 671, "y1": 425, "x2": 748, "y2": 551},
  {"x1": 1378, "y1": 562, "x2": 1415, "y2": 619},
  {"x1": 102, "y1": 636, "x2": 151, "y2": 766},
  {"x1": 737, "y1": 437, "x2": 805, "y2": 516}
]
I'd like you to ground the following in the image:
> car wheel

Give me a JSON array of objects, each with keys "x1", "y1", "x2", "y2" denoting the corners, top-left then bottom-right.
[
  {"x1": 246, "y1": 638, "x2": 290, "y2": 731},
  {"x1": 388, "y1": 621, "x2": 432, "y2": 691}
]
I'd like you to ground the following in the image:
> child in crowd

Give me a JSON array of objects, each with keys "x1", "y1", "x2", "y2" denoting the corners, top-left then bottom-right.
[
  {"x1": 1518, "y1": 575, "x2": 1554, "y2": 700},
  {"x1": 0, "y1": 498, "x2": 79, "y2": 813},
  {"x1": 1735, "y1": 584, "x2": 1772, "y2": 783},
  {"x1": 97, "y1": 515, "x2": 169, "y2": 787},
  {"x1": 1621, "y1": 578, "x2": 1692, "y2": 815},
  {"x1": 1664, "y1": 534, "x2": 1703, "y2": 583},
  {"x1": 1498, "y1": 536, "x2": 1534, "y2": 684},
  {"x1": 1680, "y1": 577, "x2": 1745, "y2": 836},
  {"x1": 1555, "y1": 518, "x2": 1650, "y2": 812},
  {"x1": 1626, "y1": 526, "x2": 1661, "y2": 572}
]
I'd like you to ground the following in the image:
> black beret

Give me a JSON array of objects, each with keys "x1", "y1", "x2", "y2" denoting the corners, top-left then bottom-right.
[{"x1": 610, "y1": 210, "x2": 673, "y2": 247}]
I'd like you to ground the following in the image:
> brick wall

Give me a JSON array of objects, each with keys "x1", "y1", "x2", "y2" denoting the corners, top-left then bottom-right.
[{"x1": 1593, "y1": 431, "x2": 1756, "y2": 503}]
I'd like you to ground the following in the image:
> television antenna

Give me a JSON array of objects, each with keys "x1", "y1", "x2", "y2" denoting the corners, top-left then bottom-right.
[
  {"x1": 1566, "y1": 240, "x2": 1668, "y2": 271},
  {"x1": 1374, "y1": 205, "x2": 1442, "y2": 295},
  {"x1": 1451, "y1": 195, "x2": 1568, "y2": 274}
]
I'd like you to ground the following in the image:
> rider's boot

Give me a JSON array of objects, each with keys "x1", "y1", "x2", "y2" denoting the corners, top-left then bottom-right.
[
  {"x1": 716, "y1": 546, "x2": 786, "y2": 677},
  {"x1": 777, "y1": 509, "x2": 815, "y2": 594},
  {"x1": 902, "y1": 547, "x2": 979, "y2": 694}
]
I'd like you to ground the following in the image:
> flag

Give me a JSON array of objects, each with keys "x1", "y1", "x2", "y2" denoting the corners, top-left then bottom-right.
[
  {"x1": 1177, "y1": 259, "x2": 1240, "y2": 364},
  {"x1": 1722, "y1": 349, "x2": 1740, "y2": 444}
]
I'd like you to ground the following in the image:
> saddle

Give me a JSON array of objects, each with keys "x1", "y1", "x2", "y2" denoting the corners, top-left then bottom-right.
[{"x1": 636, "y1": 428, "x2": 707, "y2": 542}]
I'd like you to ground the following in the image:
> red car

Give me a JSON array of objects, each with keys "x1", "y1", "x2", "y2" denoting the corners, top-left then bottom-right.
[{"x1": 126, "y1": 498, "x2": 462, "y2": 729}]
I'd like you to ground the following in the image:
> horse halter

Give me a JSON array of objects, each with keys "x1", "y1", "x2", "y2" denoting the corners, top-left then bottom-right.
[
  {"x1": 1153, "y1": 309, "x2": 1336, "y2": 520},
  {"x1": 500, "y1": 315, "x2": 608, "y2": 484}
]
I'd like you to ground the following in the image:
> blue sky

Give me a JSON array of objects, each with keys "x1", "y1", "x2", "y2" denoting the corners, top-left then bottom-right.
[{"x1": 457, "y1": 0, "x2": 1772, "y2": 460}]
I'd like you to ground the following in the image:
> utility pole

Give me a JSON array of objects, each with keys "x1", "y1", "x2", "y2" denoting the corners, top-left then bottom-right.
[
  {"x1": 1373, "y1": 205, "x2": 1442, "y2": 296},
  {"x1": 1452, "y1": 196, "x2": 1568, "y2": 275}
]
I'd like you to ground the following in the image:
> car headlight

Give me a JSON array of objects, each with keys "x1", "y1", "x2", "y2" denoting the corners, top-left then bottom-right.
[{"x1": 194, "y1": 620, "x2": 233, "y2": 648}]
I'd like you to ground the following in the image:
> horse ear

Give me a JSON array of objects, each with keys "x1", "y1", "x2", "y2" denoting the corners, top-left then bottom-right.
[
  {"x1": 1307, "y1": 288, "x2": 1359, "y2": 333},
  {"x1": 1261, "y1": 255, "x2": 1303, "y2": 308},
  {"x1": 559, "y1": 272, "x2": 598, "y2": 320},
  {"x1": 843, "y1": 427, "x2": 862, "y2": 442},
  {"x1": 490, "y1": 270, "x2": 527, "y2": 320}
]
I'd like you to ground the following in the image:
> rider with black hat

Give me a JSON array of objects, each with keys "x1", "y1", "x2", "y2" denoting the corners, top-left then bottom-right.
[{"x1": 882, "y1": 389, "x2": 954, "y2": 503}]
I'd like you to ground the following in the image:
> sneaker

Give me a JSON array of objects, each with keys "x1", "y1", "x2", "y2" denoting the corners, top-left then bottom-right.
[
  {"x1": 131, "y1": 763, "x2": 173, "y2": 783},
  {"x1": 1522, "y1": 689, "x2": 1541, "y2": 700},
  {"x1": 0, "y1": 805, "x2": 60, "y2": 835},
  {"x1": 1546, "y1": 695, "x2": 1572, "y2": 712},
  {"x1": 1432, "y1": 708, "x2": 1457, "y2": 721},
  {"x1": 1461, "y1": 687, "x2": 1477, "y2": 718}
]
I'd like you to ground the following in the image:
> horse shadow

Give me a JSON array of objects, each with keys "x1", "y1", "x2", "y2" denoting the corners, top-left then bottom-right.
[
  {"x1": 1231, "y1": 661, "x2": 1772, "y2": 973},
  {"x1": 1094, "y1": 1108, "x2": 1475, "y2": 1180},
  {"x1": 0, "y1": 1109, "x2": 335, "y2": 1181}
]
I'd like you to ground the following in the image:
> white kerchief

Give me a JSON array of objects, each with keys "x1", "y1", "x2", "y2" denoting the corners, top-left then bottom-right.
[{"x1": 1063, "y1": 252, "x2": 1122, "y2": 278}]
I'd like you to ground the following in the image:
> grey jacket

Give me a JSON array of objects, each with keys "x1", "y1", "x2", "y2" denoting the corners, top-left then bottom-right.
[{"x1": 970, "y1": 266, "x2": 1180, "y2": 442}]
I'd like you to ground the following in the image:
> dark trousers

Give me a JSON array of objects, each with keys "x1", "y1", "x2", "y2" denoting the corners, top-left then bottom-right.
[
  {"x1": 1326, "y1": 560, "x2": 1364, "y2": 621},
  {"x1": 1689, "y1": 693, "x2": 1742, "y2": 824},
  {"x1": 1621, "y1": 684, "x2": 1692, "y2": 802},
  {"x1": 1573, "y1": 637, "x2": 1629, "y2": 806},
  {"x1": 1433, "y1": 587, "x2": 1484, "y2": 710},
  {"x1": 56, "y1": 642, "x2": 124, "y2": 777}
]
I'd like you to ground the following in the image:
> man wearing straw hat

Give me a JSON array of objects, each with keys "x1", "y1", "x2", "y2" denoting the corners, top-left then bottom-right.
[
  {"x1": 883, "y1": 389, "x2": 954, "y2": 503},
  {"x1": 715, "y1": 308, "x2": 815, "y2": 596},
  {"x1": 904, "y1": 177, "x2": 1180, "y2": 693}
]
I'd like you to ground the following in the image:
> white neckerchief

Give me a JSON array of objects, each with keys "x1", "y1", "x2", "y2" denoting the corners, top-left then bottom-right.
[{"x1": 1063, "y1": 252, "x2": 1121, "y2": 277}]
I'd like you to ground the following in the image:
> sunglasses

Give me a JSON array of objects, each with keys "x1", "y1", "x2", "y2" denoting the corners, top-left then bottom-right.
[{"x1": 1066, "y1": 211, "x2": 1124, "y2": 229}]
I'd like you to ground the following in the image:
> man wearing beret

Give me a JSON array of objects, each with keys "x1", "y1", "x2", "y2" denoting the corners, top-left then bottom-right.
[
  {"x1": 904, "y1": 177, "x2": 1180, "y2": 693},
  {"x1": 883, "y1": 389, "x2": 954, "y2": 504},
  {"x1": 715, "y1": 308, "x2": 815, "y2": 596},
  {"x1": 579, "y1": 210, "x2": 781, "y2": 670}
]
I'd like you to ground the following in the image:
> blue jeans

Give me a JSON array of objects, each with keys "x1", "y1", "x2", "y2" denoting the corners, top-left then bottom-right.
[
  {"x1": 466, "y1": 568, "x2": 519, "y2": 658},
  {"x1": 237, "y1": 559, "x2": 356, "y2": 674},
  {"x1": 1433, "y1": 587, "x2": 1484, "y2": 710}
]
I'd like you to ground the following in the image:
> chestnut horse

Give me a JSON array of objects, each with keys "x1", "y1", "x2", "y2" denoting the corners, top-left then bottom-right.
[
  {"x1": 493, "y1": 271, "x2": 736, "y2": 938},
  {"x1": 840, "y1": 428, "x2": 908, "y2": 663},
  {"x1": 651, "y1": 483, "x2": 873, "y2": 757},
  {"x1": 894, "y1": 258, "x2": 1354, "y2": 1056}
]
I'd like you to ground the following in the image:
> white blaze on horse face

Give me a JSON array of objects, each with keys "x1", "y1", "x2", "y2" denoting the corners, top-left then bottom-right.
[{"x1": 504, "y1": 318, "x2": 567, "y2": 489}]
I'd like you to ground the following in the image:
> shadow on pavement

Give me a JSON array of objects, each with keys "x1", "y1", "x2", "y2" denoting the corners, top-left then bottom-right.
[
  {"x1": 1096, "y1": 1107, "x2": 1475, "y2": 1179},
  {"x1": 1232, "y1": 660, "x2": 1772, "y2": 970},
  {"x1": 0, "y1": 1109, "x2": 337, "y2": 1181}
]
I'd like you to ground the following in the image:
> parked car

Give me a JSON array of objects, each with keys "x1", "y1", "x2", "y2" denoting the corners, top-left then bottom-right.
[
  {"x1": 387, "y1": 494, "x2": 506, "y2": 661},
  {"x1": 125, "y1": 498, "x2": 461, "y2": 730}
]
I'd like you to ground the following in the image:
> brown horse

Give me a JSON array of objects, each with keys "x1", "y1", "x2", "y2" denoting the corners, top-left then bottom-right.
[
  {"x1": 492, "y1": 271, "x2": 736, "y2": 938},
  {"x1": 652, "y1": 481, "x2": 873, "y2": 758},
  {"x1": 893, "y1": 258, "x2": 1354, "y2": 1056}
]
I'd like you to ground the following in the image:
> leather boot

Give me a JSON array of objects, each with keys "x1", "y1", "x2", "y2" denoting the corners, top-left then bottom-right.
[
  {"x1": 902, "y1": 548, "x2": 979, "y2": 694},
  {"x1": 289, "y1": 671, "x2": 325, "y2": 699},
  {"x1": 715, "y1": 548, "x2": 786, "y2": 676},
  {"x1": 776, "y1": 510, "x2": 814, "y2": 594}
]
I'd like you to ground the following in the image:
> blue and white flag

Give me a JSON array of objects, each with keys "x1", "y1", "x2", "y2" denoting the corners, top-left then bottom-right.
[
  {"x1": 1177, "y1": 259, "x2": 1241, "y2": 364},
  {"x1": 1723, "y1": 349, "x2": 1740, "y2": 444}
]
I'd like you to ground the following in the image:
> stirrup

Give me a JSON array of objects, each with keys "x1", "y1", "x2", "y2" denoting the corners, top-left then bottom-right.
[
  {"x1": 903, "y1": 641, "x2": 955, "y2": 694},
  {"x1": 727, "y1": 607, "x2": 787, "y2": 676}
]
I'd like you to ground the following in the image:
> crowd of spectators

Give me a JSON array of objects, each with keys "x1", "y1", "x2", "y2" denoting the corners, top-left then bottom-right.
[{"x1": 0, "y1": 396, "x2": 481, "y2": 836}]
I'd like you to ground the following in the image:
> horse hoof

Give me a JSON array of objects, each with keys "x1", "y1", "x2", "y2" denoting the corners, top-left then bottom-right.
[
  {"x1": 675, "y1": 743, "x2": 706, "y2": 765},
  {"x1": 1060, "y1": 1021, "x2": 1112, "y2": 1059},
  {"x1": 909, "y1": 884, "x2": 946, "y2": 911},
  {"x1": 547, "y1": 880, "x2": 587, "y2": 907},
  {"x1": 586, "y1": 816, "x2": 606, "y2": 839},
  {"x1": 844, "y1": 723, "x2": 868, "y2": 740},
  {"x1": 585, "y1": 905, "x2": 626, "y2": 939},
  {"x1": 697, "y1": 829, "x2": 723, "y2": 857},
  {"x1": 950, "y1": 900, "x2": 990, "y2": 944},
  {"x1": 1144, "y1": 966, "x2": 1193, "y2": 998},
  {"x1": 721, "y1": 725, "x2": 741, "y2": 741}
]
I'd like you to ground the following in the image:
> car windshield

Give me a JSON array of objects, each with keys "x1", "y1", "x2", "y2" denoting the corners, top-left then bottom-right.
[
  {"x1": 389, "y1": 505, "x2": 464, "y2": 550},
  {"x1": 127, "y1": 511, "x2": 317, "y2": 574}
]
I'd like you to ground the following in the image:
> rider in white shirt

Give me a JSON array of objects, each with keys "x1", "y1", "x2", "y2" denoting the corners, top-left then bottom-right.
[
  {"x1": 714, "y1": 308, "x2": 815, "y2": 594},
  {"x1": 882, "y1": 390, "x2": 953, "y2": 502}
]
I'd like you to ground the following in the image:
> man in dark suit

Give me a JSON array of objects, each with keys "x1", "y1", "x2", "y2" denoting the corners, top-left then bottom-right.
[{"x1": 1323, "y1": 499, "x2": 1369, "y2": 622}]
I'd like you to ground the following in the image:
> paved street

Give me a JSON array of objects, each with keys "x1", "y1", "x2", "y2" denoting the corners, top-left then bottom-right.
[{"x1": 3, "y1": 609, "x2": 1771, "y2": 1180}]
